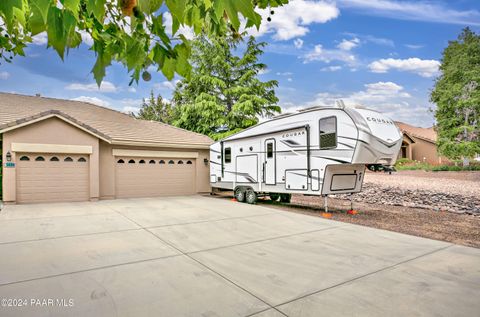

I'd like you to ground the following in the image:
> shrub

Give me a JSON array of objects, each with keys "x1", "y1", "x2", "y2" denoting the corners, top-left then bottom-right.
[
  {"x1": 431, "y1": 164, "x2": 480, "y2": 171},
  {"x1": 395, "y1": 158, "x2": 415, "y2": 166},
  {"x1": 396, "y1": 162, "x2": 432, "y2": 171}
]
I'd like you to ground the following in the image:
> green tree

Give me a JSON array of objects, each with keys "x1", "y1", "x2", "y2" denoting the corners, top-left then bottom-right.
[
  {"x1": 134, "y1": 91, "x2": 173, "y2": 123},
  {"x1": 172, "y1": 34, "x2": 280, "y2": 139},
  {"x1": 431, "y1": 27, "x2": 480, "y2": 160},
  {"x1": 0, "y1": 0, "x2": 288, "y2": 85}
]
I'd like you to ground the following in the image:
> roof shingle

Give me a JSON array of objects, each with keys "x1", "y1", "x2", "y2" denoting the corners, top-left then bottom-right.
[
  {"x1": 0, "y1": 92, "x2": 212, "y2": 147},
  {"x1": 395, "y1": 121, "x2": 437, "y2": 143}
]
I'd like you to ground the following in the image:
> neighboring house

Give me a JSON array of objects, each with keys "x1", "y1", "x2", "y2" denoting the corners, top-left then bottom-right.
[
  {"x1": 0, "y1": 92, "x2": 213, "y2": 204},
  {"x1": 395, "y1": 121, "x2": 449, "y2": 164}
]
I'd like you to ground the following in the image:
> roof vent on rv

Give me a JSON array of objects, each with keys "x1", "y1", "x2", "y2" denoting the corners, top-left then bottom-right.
[{"x1": 335, "y1": 100, "x2": 346, "y2": 109}]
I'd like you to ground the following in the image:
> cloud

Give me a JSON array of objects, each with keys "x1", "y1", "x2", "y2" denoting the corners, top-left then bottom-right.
[
  {"x1": 293, "y1": 38, "x2": 304, "y2": 49},
  {"x1": 302, "y1": 44, "x2": 356, "y2": 64},
  {"x1": 66, "y1": 81, "x2": 118, "y2": 92},
  {"x1": 405, "y1": 44, "x2": 424, "y2": 49},
  {"x1": 368, "y1": 57, "x2": 440, "y2": 77},
  {"x1": 122, "y1": 106, "x2": 140, "y2": 114},
  {"x1": 321, "y1": 66, "x2": 342, "y2": 72},
  {"x1": 0, "y1": 71, "x2": 10, "y2": 80},
  {"x1": 363, "y1": 81, "x2": 410, "y2": 97},
  {"x1": 295, "y1": 81, "x2": 433, "y2": 126},
  {"x1": 337, "y1": 0, "x2": 480, "y2": 26},
  {"x1": 72, "y1": 96, "x2": 111, "y2": 108},
  {"x1": 337, "y1": 38, "x2": 360, "y2": 51},
  {"x1": 154, "y1": 80, "x2": 180, "y2": 91},
  {"x1": 32, "y1": 32, "x2": 48, "y2": 45},
  {"x1": 127, "y1": 87, "x2": 137, "y2": 93},
  {"x1": 79, "y1": 30, "x2": 94, "y2": 46},
  {"x1": 276, "y1": 72, "x2": 293, "y2": 76},
  {"x1": 343, "y1": 32, "x2": 394, "y2": 47},
  {"x1": 164, "y1": 12, "x2": 195, "y2": 40},
  {"x1": 120, "y1": 98, "x2": 142, "y2": 114},
  {"x1": 248, "y1": 0, "x2": 339, "y2": 40},
  {"x1": 258, "y1": 68, "x2": 270, "y2": 75},
  {"x1": 287, "y1": 78, "x2": 293, "y2": 82}
]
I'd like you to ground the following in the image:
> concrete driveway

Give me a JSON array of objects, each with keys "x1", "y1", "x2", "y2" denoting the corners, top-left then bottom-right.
[{"x1": 0, "y1": 196, "x2": 478, "y2": 317}]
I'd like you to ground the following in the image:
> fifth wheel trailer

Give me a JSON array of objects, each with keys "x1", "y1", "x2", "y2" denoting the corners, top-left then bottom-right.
[{"x1": 209, "y1": 104, "x2": 403, "y2": 204}]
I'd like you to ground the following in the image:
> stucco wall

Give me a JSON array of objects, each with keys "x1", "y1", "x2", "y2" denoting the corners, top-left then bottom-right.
[
  {"x1": 411, "y1": 137, "x2": 447, "y2": 164},
  {"x1": 2, "y1": 117, "x2": 100, "y2": 203},
  {"x1": 196, "y1": 149, "x2": 211, "y2": 193},
  {"x1": 98, "y1": 143, "x2": 211, "y2": 199}
]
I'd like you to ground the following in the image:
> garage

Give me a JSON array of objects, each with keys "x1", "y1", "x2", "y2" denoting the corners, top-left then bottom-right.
[
  {"x1": 1, "y1": 92, "x2": 212, "y2": 204},
  {"x1": 115, "y1": 157, "x2": 196, "y2": 198},
  {"x1": 16, "y1": 153, "x2": 89, "y2": 203}
]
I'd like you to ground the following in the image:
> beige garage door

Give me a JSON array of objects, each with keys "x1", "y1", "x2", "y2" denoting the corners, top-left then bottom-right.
[
  {"x1": 16, "y1": 154, "x2": 90, "y2": 204},
  {"x1": 115, "y1": 157, "x2": 196, "y2": 198}
]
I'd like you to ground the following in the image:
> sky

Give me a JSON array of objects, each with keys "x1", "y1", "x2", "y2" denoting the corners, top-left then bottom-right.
[{"x1": 1, "y1": 0, "x2": 479, "y2": 127}]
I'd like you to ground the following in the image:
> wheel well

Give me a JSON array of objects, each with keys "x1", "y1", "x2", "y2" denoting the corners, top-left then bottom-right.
[{"x1": 234, "y1": 186, "x2": 253, "y2": 192}]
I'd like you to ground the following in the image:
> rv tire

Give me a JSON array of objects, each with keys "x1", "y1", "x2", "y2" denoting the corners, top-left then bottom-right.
[
  {"x1": 269, "y1": 193, "x2": 280, "y2": 201},
  {"x1": 280, "y1": 193, "x2": 292, "y2": 203},
  {"x1": 245, "y1": 189, "x2": 257, "y2": 204},
  {"x1": 234, "y1": 187, "x2": 246, "y2": 202}
]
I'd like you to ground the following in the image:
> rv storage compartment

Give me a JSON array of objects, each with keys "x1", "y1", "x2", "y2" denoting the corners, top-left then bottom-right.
[
  {"x1": 236, "y1": 155, "x2": 258, "y2": 183},
  {"x1": 285, "y1": 169, "x2": 308, "y2": 190},
  {"x1": 322, "y1": 164, "x2": 365, "y2": 195}
]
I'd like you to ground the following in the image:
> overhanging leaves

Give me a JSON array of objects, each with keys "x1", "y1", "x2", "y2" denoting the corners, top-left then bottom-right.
[{"x1": 0, "y1": 0, "x2": 290, "y2": 85}]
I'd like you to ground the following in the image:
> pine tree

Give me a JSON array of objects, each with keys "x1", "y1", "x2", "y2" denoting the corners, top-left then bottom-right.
[
  {"x1": 172, "y1": 35, "x2": 280, "y2": 139},
  {"x1": 134, "y1": 91, "x2": 173, "y2": 124},
  {"x1": 431, "y1": 28, "x2": 480, "y2": 160}
]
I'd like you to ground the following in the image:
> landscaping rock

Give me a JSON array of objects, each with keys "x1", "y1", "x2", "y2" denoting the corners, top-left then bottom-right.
[{"x1": 332, "y1": 183, "x2": 480, "y2": 215}]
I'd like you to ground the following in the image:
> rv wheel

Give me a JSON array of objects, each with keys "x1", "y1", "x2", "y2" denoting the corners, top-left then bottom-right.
[
  {"x1": 245, "y1": 189, "x2": 257, "y2": 204},
  {"x1": 269, "y1": 193, "x2": 280, "y2": 201},
  {"x1": 234, "y1": 187, "x2": 246, "y2": 202},
  {"x1": 280, "y1": 193, "x2": 291, "y2": 203}
]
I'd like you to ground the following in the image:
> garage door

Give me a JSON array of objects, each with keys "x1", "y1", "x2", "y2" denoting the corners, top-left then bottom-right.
[
  {"x1": 115, "y1": 157, "x2": 196, "y2": 198},
  {"x1": 16, "y1": 154, "x2": 90, "y2": 204},
  {"x1": 115, "y1": 157, "x2": 195, "y2": 198}
]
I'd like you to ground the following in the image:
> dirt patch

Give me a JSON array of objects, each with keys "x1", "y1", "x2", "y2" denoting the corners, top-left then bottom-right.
[{"x1": 210, "y1": 192, "x2": 480, "y2": 249}]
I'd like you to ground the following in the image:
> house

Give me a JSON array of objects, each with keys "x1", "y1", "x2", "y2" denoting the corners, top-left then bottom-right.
[
  {"x1": 0, "y1": 92, "x2": 213, "y2": 204},
  {"x1": 395, "y1": 121, "x2": 449, "y2": 164}
]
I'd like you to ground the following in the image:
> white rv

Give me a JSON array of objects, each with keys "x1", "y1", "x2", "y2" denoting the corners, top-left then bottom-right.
[{"x1": 209, "y1": 105, "x2": 403, "y2": 204}]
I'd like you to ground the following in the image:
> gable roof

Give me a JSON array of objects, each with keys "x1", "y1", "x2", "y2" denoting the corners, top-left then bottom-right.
[
  {"x1": 401, "y1": 131, "x2": 416, "y2": 143},
  {"x1": 395, "y1": 121, "x2": 437, "y2": 144},
  {"x1": 0, "y1": 92, "x2": 212, "y2": 148}
]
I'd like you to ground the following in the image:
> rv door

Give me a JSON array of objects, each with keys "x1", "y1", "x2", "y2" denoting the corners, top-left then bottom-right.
[{"x1": 264, "y1": 139, "x2": 276, "y2": 185}]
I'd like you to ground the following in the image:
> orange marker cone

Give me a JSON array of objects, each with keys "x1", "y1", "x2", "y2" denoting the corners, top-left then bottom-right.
[
  {"x1": 321, "y1": 212, "x2": 332, "y2": 218},
  {"x1": 231, "y1": 198, "x2": 237, "y2": 202},
  {"x1": 347, "y1": 210, "x2": 358, "y2": 215}
]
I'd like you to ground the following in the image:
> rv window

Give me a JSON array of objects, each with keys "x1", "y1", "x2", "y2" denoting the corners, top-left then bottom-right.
[
  {"x1": 319, "y1": 116, "x2": 337, "y2": 149},
  {"x1": 224, "y1": 147, "x2": 231, "y2": 163},
  {"x1": 267, "y1": 143, "x2": 273, "y2": 158}
]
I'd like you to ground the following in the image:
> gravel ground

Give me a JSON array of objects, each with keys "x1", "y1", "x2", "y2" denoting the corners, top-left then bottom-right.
[
  {"x1": 331, "y1": 171, "x2": 480, "y2": 214},
  {"x1": 363, "y1": 170, "x2": 480, "y2": 197}
]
